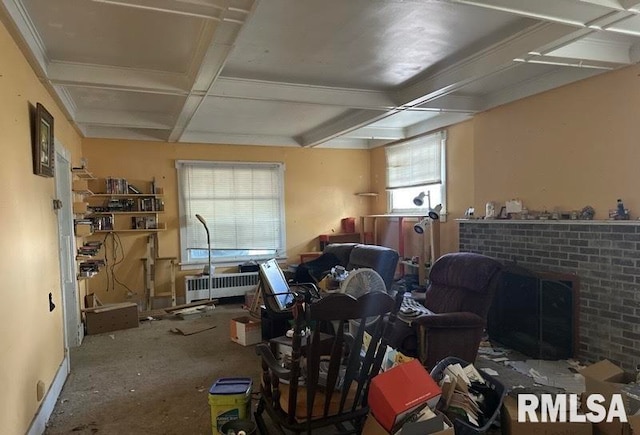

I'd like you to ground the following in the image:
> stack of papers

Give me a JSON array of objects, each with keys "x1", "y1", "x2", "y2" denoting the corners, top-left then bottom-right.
[{"x1": 438, "y1": 363, "x2": 485, "y2": 427}]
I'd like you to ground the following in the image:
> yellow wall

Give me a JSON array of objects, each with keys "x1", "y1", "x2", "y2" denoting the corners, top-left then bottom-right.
[
  {"x1": 81, "y1": 140, "x2": 373, "y2": 304},
  {"x1": 0, "y1": 18, "x2": 83, "y2": 434},
  {"x1": 473, "y1": 65, "x2": 640, "y2": 217}
]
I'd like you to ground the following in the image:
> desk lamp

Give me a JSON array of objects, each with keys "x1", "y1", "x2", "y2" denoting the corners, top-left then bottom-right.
[{"x1": 195, "y1": 214, "x2": 213, "y2": 300}]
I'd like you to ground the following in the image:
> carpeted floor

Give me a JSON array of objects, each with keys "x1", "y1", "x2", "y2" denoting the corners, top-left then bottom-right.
[
  {"x1": 45, "y1": 303, "x2": 263, "y2": 435},
  {"x1": 44, "y1": 301, "x2": 546, "y2": 435}
]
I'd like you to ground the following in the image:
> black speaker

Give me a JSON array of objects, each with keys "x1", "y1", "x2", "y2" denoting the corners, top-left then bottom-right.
[{"x1": 260, "y1": 306, "x2": 291, "y2": 341}]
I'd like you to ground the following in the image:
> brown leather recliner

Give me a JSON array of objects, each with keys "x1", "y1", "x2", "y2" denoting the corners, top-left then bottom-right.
[{"x1": 392, "y1": 252, "x2": 503, "y2": 370}]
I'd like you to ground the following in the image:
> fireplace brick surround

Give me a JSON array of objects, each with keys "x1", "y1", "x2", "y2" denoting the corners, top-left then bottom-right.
[{"x1": 459, "y1": 220, "x2": 640, "y2": 370}]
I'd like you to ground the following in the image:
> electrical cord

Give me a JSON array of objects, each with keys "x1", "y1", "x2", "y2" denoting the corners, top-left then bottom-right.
[{"x1": 101, "y1": 232, "x2": 136, "y2": 297}]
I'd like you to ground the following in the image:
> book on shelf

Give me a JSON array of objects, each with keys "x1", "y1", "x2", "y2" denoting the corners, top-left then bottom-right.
[{"x1": 106, "y1": 177, "x2": 128, "y2": 194}]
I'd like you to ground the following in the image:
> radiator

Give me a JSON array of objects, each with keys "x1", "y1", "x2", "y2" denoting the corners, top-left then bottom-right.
[{"x1": 184, "y1": 272, "x2": 259, "y2": 303}]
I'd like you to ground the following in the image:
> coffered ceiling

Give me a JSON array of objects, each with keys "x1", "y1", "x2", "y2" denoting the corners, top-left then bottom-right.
[{"x1": 2, "y1": 0, "x2": 639, "y2": 149}]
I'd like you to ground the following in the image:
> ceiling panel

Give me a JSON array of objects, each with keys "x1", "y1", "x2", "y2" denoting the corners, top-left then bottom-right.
[
  {"x1": 66, "y1": 87, "x2": 185, "y2": 113},
  {"x1": 222, "y1": 0, "x2": 522, "y2": 90},
  {"x1": 188, "y1": 97, "x2": 351, "y2": 136},
  {"x1": 21, "y1": 0, "x2": 207, "y2": 72}
]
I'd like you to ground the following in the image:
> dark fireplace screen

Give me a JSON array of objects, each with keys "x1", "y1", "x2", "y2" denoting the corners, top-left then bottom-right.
[{"x1": 487, "y1": 265, "x2": 579, "y2": 360}]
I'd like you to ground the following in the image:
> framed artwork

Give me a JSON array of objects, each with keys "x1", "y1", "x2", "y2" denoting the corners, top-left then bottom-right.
[
  {"x1": 33, "y1": 103, "x2": 54, "y2": 177},
  {"x1": 498, "y1": 206, "x2": 508, "y2": 219}
]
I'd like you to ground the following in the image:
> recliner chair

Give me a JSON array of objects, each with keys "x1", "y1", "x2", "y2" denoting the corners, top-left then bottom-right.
[{"x1": 390, "y1": 252, "x2": 503, "y2": 370}]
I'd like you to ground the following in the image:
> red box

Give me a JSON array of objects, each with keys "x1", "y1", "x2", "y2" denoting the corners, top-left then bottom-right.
[{"x1": 368, "y1": 359, "x2": 442, "y2": 432}]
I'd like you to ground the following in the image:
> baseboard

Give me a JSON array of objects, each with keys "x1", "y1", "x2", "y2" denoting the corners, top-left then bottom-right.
[{"x1": 26, "y1": 353, "x2": 69, "y2": 435}]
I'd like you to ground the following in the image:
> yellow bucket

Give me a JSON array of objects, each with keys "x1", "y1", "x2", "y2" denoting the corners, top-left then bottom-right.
[{"x1": 208, "y1": 378, "x2": 252, "y2": 435}]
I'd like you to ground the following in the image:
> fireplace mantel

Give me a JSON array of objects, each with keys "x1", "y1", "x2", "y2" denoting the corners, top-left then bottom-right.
[{"x1": 457, "y1": 219, "x2": 640, "y2": 226}]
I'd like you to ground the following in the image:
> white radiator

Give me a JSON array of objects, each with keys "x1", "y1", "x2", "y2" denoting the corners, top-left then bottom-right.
[{"x1": 184, "y1": 272, "x2": 259, "y2": 303}]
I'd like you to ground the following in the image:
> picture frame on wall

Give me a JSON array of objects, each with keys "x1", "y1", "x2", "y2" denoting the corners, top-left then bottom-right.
[{"x1": 33, "y1": 103, "x2": 54, "y2": 177}]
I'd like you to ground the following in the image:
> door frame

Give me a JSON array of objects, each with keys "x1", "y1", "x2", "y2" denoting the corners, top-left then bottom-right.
[{"x1": 54, "y1": 141, "x2": 83, "y2": 348}]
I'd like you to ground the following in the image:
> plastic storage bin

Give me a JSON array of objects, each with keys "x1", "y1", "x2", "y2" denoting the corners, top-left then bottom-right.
[
  {"x1": 430, "y1": 357, "x2": 506, "y2": 435},
  {"x1": 208, "y1": 377, "x2": 252, "y2": 435}
]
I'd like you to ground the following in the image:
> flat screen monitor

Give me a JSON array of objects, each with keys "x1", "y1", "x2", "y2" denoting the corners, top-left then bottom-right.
[{"x1": 259, "y1": 259, "x2": 294, "y2": 312}]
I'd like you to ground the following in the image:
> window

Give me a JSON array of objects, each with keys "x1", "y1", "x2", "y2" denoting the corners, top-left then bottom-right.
[
  {"x1": 176, "y1": 160, "x2": 286, "y2": 266},
  {"x1": 385, "y1": 130, "x2": 446, "y2": 214}
]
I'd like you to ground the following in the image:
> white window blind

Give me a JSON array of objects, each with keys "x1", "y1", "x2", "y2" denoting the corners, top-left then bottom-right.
[
  {"x1": 177, "y1": 160, "x2": 285, "y2": 264},
  {"x1": 385, "y1": 131, "x2": 443, "y2": 190}
]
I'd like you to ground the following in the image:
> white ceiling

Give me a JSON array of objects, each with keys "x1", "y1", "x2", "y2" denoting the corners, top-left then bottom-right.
[{"x1": 2, "y1": 0, "x2": 639, "y2": 149}]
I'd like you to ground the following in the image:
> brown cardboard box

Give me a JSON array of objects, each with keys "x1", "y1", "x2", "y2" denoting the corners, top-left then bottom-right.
[
  {"x1": 84, "y1": 302, "x2": 139, "y2": 335},
  {"x1": 362, "y1": 411, "x2": 454, "y2": 435},
  {"x1": 501, "y1": 395, "x2": 592, "y2": 435},
  {"x1": 230, "y1": 316, "x2": 261, "y2": 346},
  {"x1": 580, "y1": 360, "x2": 640, "y2": 435}
]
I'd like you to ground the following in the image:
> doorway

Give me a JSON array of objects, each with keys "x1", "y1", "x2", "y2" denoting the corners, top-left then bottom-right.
[{"x1": 55, "y1": 142, "x2": 83, "y2": 348}]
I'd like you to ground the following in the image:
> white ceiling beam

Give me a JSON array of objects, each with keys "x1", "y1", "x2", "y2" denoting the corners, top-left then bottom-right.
[
  {"x1": 396, "y1": 22, "x2": 579, "y2": 108},
  {"x1": 297, "y1": 109, "x2": 397, "y2": 147},
  {"x1": 75, "y1": 109, "x2": 174, "y2": 130},
  {"x1": 481, "y1": 65, "x2": 603, "y2": 110},
  {"x1": 413, "y1": 95, "x2": 484, "y2": 112},
  {"x1": 52, "y1": 85, "x2": 78, "y2": 119},
  {"x1": 88, "y1": 0, "x2": 253, "y2": 22},
  {"x1": 581, "y1": 0, "x2": 640, "y2": 12},
  {"x1": 210, "y1": 77, "x2": 396, "y2": 109},
  {"x1": 47, "y1": 62, "x2": 189, "y2": 94},
  {"x1": 544, "y1": 36, "x2": 633, "y2": 64},
  {"x1": 169, "y1": 1, "x2": 257, "y2": 142},
  {"x1": 316, "y1": 138, "x2": 382, "y2": 150},
  {"x1": 342, "y1": 126, "x2": 406, "y2": 140},
  {"x1": 515, "y1": 55, "x2": 619, "y2": 69},
  {"x1": 449, "y1": 0, "x2": 614, "y2": 26},
  {"x1": 179, "y1": 131, "x2": 300, "y2": 147},
  {"x1": 405, "y1": 113, "x2": 474, "y2": 138}
]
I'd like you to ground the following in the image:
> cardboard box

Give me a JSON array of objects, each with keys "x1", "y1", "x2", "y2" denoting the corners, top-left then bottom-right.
[
  {"x1": 362, "y1": 411, "x2": 453, "y2": 435},
  {"x1": 369, "y1": 359, "x2": 442, "y2": 432},
  {"x1": 72, "y1": 179, "x2": 89, "y2": 192},
  {"x1": 73, "y1": 201, "x2": 88, "y2": 214},
  {"x1": 580, "y1": 360, "x2": 640, "y2": 435},
  {"x1": 84, "y1": 302, "x2": 139, "y2": 335},
  {"x1": 230, "y1": 316, "x2": 261, "y2": 346},
  {"x1": 502, "y1": 395, "x2": 592, "y2": 435},
  {"x1": 75, "y1": 222, "x2": 93, "y2": 236}
]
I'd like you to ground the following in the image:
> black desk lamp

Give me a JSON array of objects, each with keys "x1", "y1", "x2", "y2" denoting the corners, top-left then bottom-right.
[{"x1": 195, "y1": 214, "x2": 213, "y2": 300}]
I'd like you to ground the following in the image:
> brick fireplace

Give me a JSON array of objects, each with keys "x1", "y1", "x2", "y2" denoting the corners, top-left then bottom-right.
[{"x1": 459, "y1": 220, "x2": 640, "y2": 370}]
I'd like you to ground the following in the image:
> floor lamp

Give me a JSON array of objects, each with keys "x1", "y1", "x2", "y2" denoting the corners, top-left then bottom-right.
[{"x1": 195, "y1": 214, "x2": 213, "y2": 301}]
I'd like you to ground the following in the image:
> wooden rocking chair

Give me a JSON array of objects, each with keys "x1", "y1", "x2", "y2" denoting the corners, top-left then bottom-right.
[{"x1": 255, "y1": 290, "x2": 402, "y2": 434}]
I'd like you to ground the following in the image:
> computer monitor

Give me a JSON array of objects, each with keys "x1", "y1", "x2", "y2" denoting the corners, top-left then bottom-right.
[{"x1": 259, "y1": 259, "x2": 294, "y2": 312}]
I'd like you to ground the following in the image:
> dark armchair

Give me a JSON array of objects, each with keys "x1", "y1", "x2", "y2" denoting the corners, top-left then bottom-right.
[{"x1": 391, "y1": 252, "x2": 503, "y2": 370}]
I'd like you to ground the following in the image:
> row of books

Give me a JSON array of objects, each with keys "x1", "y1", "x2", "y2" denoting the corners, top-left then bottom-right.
[
  {"x1": 78, "y1": 259, "x2": 105, "y2": 277},
  {"x1": 105, "y1": 177, "x2": 129, "y2": 194},
  {"x1": 93, "y1": 215, "x2": 114, "y2": 231},
  {"x1": 77, "y1": 241, "x2": 102, "y2": 257}
]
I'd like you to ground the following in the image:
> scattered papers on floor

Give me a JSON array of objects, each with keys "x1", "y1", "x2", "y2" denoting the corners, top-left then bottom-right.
[{"x1": 505, "y1": 359, "x2": 585, "y2": 394}]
